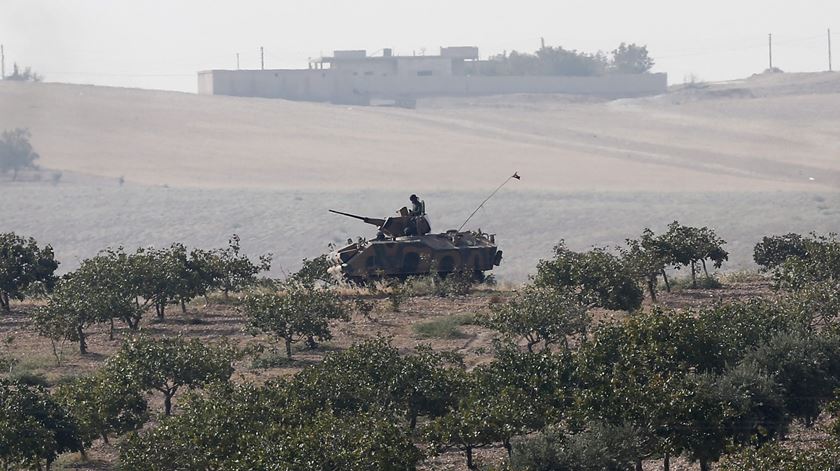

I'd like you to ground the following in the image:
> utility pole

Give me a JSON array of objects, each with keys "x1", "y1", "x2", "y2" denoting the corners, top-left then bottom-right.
[
  {"x1": 829, "y1": 28, "x2": 833, "y2": 72},
  {"x1": 1, "y1": 44, "x2": 5, "y2": 80},
  {"x1": 260, "y1": 47, "x2": 264, "y2": 70},
  {"x1": 540, "y1": 37, "x2": 545, "y2": 51},
  {"x1": 236, "y1": 52, "x2": 240, "y2": 70},
  {"x1": 768, "y1": 33, "x2": 773, "y2": 70}
]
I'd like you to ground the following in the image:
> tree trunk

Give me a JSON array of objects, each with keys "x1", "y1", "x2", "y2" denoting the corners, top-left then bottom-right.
[
  {"x1": 503, "y1": 439, "x2": 512, "y2": 457},
  {"x1": 701, "y1": 259, "x2": 709, "y2": 278},
  {"x1": 663, "y1": 452, "x2": 669, "y2": 471},
  {"x1": 77, "y1": 325, "x2": 87, "y2": 354},
  {"x1": 156, "y1": 302, "x2": 165, "y2": 320},
  {"x1": 465, "y1": 447, "x2": 475, "y2": 470},
  {"x1": 635, "y1": 458, "x2": 643, "y2": 471},
  {"x1": 181, "y1": 300, "x2": 187, "y2": 314},
  {"x1": 0, "y1": 292, "x2": 9, "y2": 312},
  {"x1": 691, "y1": 261, "x2": 697, "y2": 288},
  {"x1": 647, "y1": 276, "x2": 657, "y2": 303},
  {"x1": 661, "y1": 270, "x2": 671, "y2": 293},
  {"x1": 700, "y1": 459, "x2": 710, "y2": 471},
  {"x1": 409, "y1": 412, "x2": 418, "y2": 430},
  {"x1": 109, "y1": 318, "x2": 115, "y2": 340},
  {"x1": 285, "y1": 338, "x2": 293, "y2": 359},
  {"x1": 164, "y1": 393, "x2": 173, "y2": 416}
]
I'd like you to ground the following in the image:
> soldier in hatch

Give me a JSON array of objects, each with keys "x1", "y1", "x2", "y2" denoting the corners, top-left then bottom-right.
[{"x1": 406, "y1": 194, "x2": 429, "y2": 236}]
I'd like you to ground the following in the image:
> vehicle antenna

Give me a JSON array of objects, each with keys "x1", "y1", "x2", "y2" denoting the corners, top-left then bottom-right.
[{"x1": 458, "y1": 172, "x2": 521, "y2": 232}]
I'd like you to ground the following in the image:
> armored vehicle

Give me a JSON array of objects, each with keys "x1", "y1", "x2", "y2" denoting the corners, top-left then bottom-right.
[{"x1": 327, "y1": 207, "x2": 502, "y2": 283}]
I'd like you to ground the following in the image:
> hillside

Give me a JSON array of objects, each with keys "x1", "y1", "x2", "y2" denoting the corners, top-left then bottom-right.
[
  {"x1": 1, "y1": 73, "x2": 839, "y2": 279},
  {"x1": 2, "y1": 72, "x2": 840, "y2": 192}
]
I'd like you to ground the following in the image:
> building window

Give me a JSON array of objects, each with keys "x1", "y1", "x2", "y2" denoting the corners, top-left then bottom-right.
[{"x1": 417, "y1": 70, "x2": 433, "y2": 76}]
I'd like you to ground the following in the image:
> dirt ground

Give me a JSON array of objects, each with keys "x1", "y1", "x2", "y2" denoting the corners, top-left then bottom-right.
[{"x1": 1, "y1": 278, "x2": 825, "y2": 471}]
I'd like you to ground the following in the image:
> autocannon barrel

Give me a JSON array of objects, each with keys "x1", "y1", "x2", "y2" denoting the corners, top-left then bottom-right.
[{"x1": 329, "y1": 210, "x2": 386, "y2": 227}]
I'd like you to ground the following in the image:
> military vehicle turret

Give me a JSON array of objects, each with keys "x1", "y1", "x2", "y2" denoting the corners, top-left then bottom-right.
[{"x1": 327, "y1": 207, "x2": 502, "y2": 283}]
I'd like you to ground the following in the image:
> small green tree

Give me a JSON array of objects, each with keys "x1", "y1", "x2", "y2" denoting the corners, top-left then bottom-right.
[
  {"x1": 477, "y1": 285, "x2": 589, "y2": 352},
  {"x1": 621, "y1": 228, "x2": 669, "y2": 301},
  {"x1": 0, "y1": 379, "x2": 83, "y2": 470},
  {"x1": 54, "y1": 372, "x2": 148, "y2": 445},
  {"x1": 105, "y1": 336, "x2": 234, "y2": 415},
  {"x1": 0, "y1": 232, "x2": 58, "y2": 312},
  {"x1": 611, "y1": 43, "x2": 654, "y2": 73},
  {"x1": 212, "y1": 235, "x2": 272, "y2": 300},
  {"x1": 0, "y1": 128, "x2": 40, "y2": 181},
  {"x1": 534, "y1": 241, "x2": 643, "y2": 312},
  {"x1": 753, "y1": 233, "x2": 808, "y2": 270},
  {"x1": 660, "y1": 221, "x2": 728, "y2": 288},
  {"x1": 244, "y1": 285, "x2": 348, "y2": 359},
  {"x1": 741, "y1": 331, "x2": 840, "y2": 427},
  {"x1": 511, "y1": 422, "x2": 642, "y2": 471}
]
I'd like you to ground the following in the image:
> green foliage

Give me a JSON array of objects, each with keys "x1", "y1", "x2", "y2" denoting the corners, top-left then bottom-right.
[
  {"x1": 659, "y1": 221, "x2": 729, "y2": 288},
  {"x1": 119, "y1": 381, "x2": 423, "y2": 471},
  {"x1": 753, "y1": 233, "x2": 808, "y2": 270},
  {"x1": 741, "y1": 330, "x2": 840, "y2": 426},
  {"x1": 289, "y1": 254, "x2": 334, "y2": 286},
  {"x1": 477, "y1": 285, "x2": 589, "y2": 352},
  {"x1": 54, "y1": 372, "x2": 148, "y2": 444},
  {"x1": 414, "y1": 313, "x2": 474, "y2": 340},
  {"x1": 772, "y1": 233, "x2": 840, "y2": 291},
  {"x1": 0, "y1": 128, "x2": 40, "y2": 181},
  {"x1": 211, "y1": 234, "x2": 272, "y2": 298},
  {"x1": 0, "y1": 232, "x2": 58, "y2": 311},
  {"x1": 293, "y1": 338, "x2": 464, "y2": 428},
  {"x1": 670, "y1": 365, "x2": 787, "y2": 469},
  {"x1": 425, "y1": 344, "x2": 574, "y2": 469},
  {"x1": 0, "y1": 379, "x2": 83, "y2": 469},
  {"x1": 611, "y1": 43, "x2": 654, "y2": 73},
  {"x1": 621, "y1": 228, "x2": 669, "y2": 301},
  {"x1": 34, "y1": 249, "x2": 148, "y2": 356},
  {"x1": 244, "y1": 285, "x2": 348, "y2": 359},
  {"x1": 534, "y1": 241, "x2": 643, "y2": 312},
  {"x1": 511, "y1": 422, "x2": 642, "y2": 471},
  {"x1": 719, "y1": 438, "x2": 840, "y2": 471},
  {"x1": 104, "y1": 336, "x2": 234, "y2": 415}
]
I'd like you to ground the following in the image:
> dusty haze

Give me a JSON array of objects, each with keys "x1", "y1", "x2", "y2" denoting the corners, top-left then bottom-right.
[{"x1": 1, "y1": 72, "x2": 839, "y2": 280}]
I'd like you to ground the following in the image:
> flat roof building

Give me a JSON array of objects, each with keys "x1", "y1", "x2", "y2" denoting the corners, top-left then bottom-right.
[{"x1": 198, "y1": 46, "x2": 667, "y2": 106}]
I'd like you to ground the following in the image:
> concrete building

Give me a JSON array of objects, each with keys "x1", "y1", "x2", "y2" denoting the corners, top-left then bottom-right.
[{"x1": 197, "y1": 46, "x2": 667, "y2": 105}]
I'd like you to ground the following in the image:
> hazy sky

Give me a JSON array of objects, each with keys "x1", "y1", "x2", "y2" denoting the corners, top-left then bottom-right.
[{"x1": 2, "y1": 0, "x2": 838, "y2": 92}]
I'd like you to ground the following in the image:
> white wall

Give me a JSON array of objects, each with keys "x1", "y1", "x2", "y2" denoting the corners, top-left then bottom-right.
[{"x1": 198, "y1": 70, "x2": 668, "y2": 103}]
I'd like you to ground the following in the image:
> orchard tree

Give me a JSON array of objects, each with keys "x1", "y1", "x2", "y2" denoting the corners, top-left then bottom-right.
[
  {"x1": 477, "y1": 285, "x2": 590, "y2": 352},
  {"x1": 741, "y1": 331, "x2": 840, "y2": 427},
  {"x1": 34, "y1": 250, "x2": 148, "y2": 355},
  {"x1": 105, "y1": 336, "x2": 234, "y2": 415},
  {"x1": 54, "y1": 372, "x2": 148, "y2": 445},
  {"x1": 211, "y1": 235, "x2": 272, "y2": 300},
  {"x1": 511, "y1": 422, "x2": 643, "y2": 471},
  {"x1": 611, "y1": 43, "x2": 654, "y2": 73},
  {"x1": 293, "y1": 338, "x2": 464, "y2": 428},
  {"x1": 772, "y1": 233, "x2": 840, "y2": 291},
  {"x1": 0, "y1": 232, "x2": 58, "y2": 312},
  {"x1": 660, "y1": 221, "x2": 728, "y2": 288},
  {"x1": 753, "y1": 233, "x2": 808, "y2": 270},
  {"x1": 119, "y1": 381, "x2": 423, "y2": 471},
  {"x1": 244, "y1": 285, "x2": 348, "y2": 359},
  {"x1": 0, "y1": 128, "x2": 40, "y2": 181},
  {"x1": 622, "y1": 228, "x2": 669, "y2": 301},
  {"x1": 534, "y1": 241, "x2": 643, "y2": 312},
  {"x1": 0, "y1": 380, "x2": 83, "y2": 470}
]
